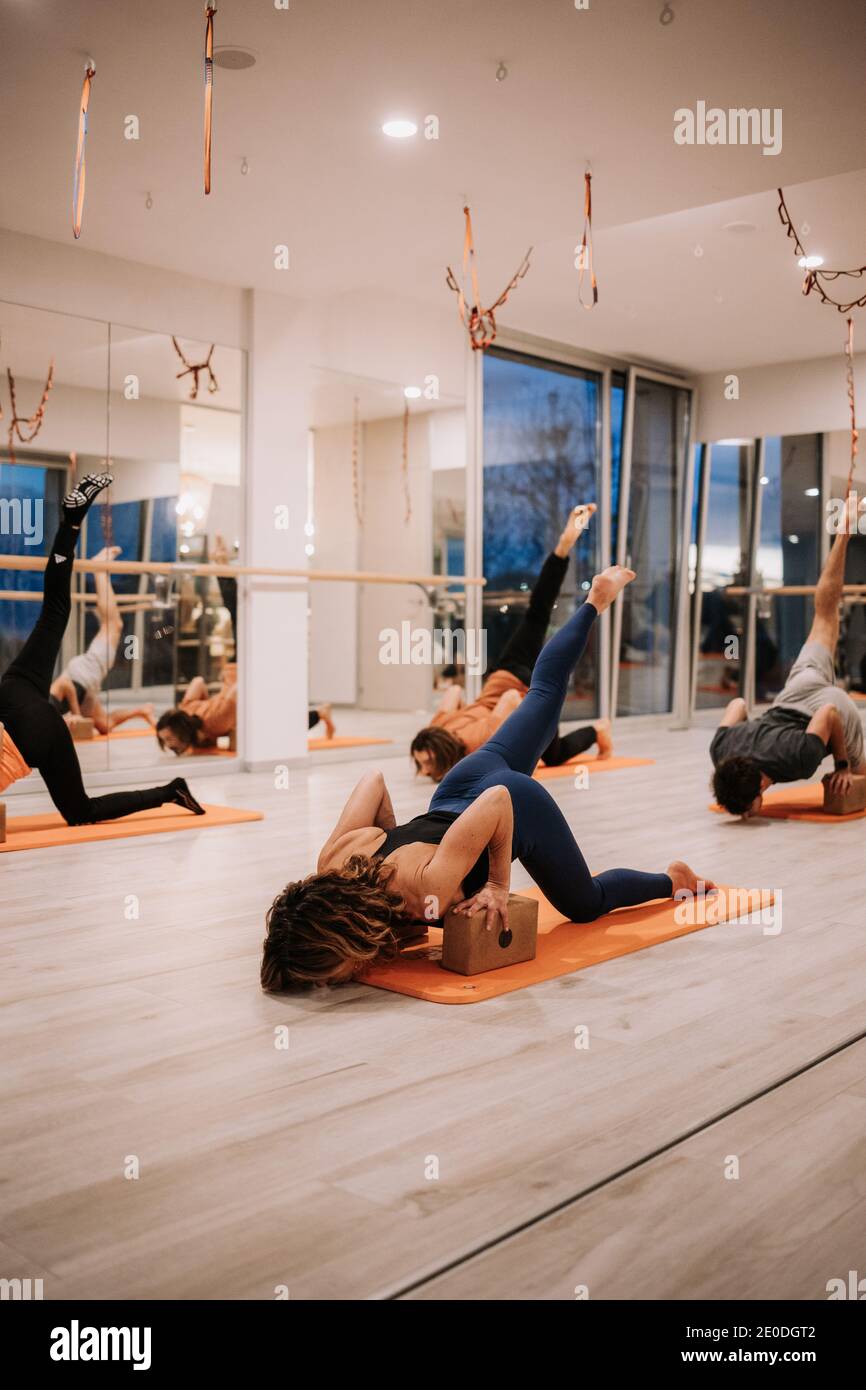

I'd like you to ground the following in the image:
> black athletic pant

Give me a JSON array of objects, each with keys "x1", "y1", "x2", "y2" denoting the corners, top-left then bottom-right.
[
  {"x1": 494, "y1": 551, "x2": 597, "y2": 768},
  {"x1": 0, "y1": 521, "x2": 179, "y2": 825},
  {"x1": 216, "y1": 575, "x2": 237, "y2": 636}
]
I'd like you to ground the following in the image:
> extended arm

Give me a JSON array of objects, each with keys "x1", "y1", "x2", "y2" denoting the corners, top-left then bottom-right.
[
  {"x1": 808, "y1": 704, "x2": 851, "y2": 793},
  {"x1": 720, "y1": 697, "x2": 748, "y2": 727},
  {"x1": 420, "y1": 784, "x2": 514, "y2": 930},
  {"x1": 51, "y1": 675, "x2": 82, "y2": 718},
  {"x1": 317, "y1": 769, "x2": 396, "y2": 869}
]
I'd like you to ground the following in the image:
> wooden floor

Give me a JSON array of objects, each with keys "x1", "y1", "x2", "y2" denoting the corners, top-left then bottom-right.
[{"x1": 2, "y1": 719, "x2": 865, "y2": 1301}]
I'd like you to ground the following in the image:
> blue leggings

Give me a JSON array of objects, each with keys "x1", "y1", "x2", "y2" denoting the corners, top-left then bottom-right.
[{"x1": 430, "y1": 602, "x2": 672, "y2": 923}]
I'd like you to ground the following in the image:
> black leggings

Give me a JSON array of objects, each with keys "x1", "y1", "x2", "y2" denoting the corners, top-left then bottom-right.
[
  {"x1": 0, "y1": 522, "x2": 180, "y2": 825},
  {"x1": 495, "y1": 551, "x2": 597, "y2": 768}
]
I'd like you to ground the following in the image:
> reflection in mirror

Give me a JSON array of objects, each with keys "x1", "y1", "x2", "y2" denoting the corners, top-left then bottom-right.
[
  {"x1": 0, "y1": 300, "x2": 111, "y2": 776},
  {"x1": 106, "y1": 328, "x2": 244, "y2": 770},
  {"x1": 307, "y1": 368, "x2": 465, "y2": 760}
]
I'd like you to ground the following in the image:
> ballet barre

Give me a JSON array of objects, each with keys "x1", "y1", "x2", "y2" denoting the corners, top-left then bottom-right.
[
  {"x1": 0, "y1": 590, "x2": 155, "y2": 607},
  {"x1": 725, "y1": 584, "x2": 866, "y2": 597},
  {"x1": 0, "y1": 555, "x2": 486, "y2": 588}
]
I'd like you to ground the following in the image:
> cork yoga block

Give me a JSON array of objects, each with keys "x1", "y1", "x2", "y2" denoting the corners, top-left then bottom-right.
[
  {"x1": 822, "y1": 773, "x2": 866, "y2": 816},
  {"x1": 68, "y1": 717, "x2": 95, "y2": 742},
  {"x1": 441, "y1": 893, "x2": 539, "y2": 975}
]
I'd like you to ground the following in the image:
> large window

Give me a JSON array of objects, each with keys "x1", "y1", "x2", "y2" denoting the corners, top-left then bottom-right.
[
  {"x1": 0, "y1": 460, "x2": 65, "y2": 670},
  {"x1": 689, "y1": 433, "x2": 823, "y2": 712},
  {"x1": 482, "y1": 347, "x2": 602, "y2": 718},
  {"x1": 755, "y1": 434, "x2": 822, "y2": 697},
  {"x1": 615, "y1": 376, "x2": 691, "y2": 716},
  {"x1": 691, "y1": 441, "x2": 755, "y2": 709}
]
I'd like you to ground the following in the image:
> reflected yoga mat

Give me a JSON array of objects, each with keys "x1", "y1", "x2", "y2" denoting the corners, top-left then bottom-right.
[
  {"x1": 309, "y1": 736, "x2": 393, "y2": 750},
  {"x1": 93, "y1": 727, "x2": 154, "y2": 741},
  {"x1": 534, "y1": 754, "x2": 655, "y2": 781},
  {"x1": 361, "y1": 883, "x2": 774, "y2": 1004},
  {"x1": 0, "y1": 803, "x2": 263, "y2": 854},
  {"x1": 710, "y1": 783, "x2": 866, "y2": 823}
]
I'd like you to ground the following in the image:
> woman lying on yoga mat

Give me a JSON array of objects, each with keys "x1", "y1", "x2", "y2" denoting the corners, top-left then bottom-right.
[
  {"x1": 412, "y1": 504, "x2": 611, "y2": 782},
  {"x1": 262, "y1": 564, "x2": 714, "y2": 991},
  {"x1": 0, "y1": 475, "x2": 204, "y2": 825}
]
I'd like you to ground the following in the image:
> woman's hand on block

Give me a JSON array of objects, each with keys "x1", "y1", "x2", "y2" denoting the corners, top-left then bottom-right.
[{"x1": 452, "y1": 881, "x2": 510, "y2": 933}]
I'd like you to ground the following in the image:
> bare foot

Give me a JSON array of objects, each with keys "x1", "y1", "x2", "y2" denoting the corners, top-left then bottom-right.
[
  {"x1": 587, "y1": 564, "x2": 636, "y2": 614},
  {"x1": 319, "y1": 703, "x2": 336, "y2": 739},
  {"x1": 594, "y1": 717, "x2": 613, "y2": 758},
  {"x1": 555, "y1": 504, "x2": 597, "y2": 558},
  {"x1": 667, "y1": 860, "x2": 718, "y2": 898}
]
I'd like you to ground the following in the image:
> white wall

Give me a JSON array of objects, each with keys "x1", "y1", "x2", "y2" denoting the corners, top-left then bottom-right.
[
  {"x1": 0, "y1": 229, "x2": 245, "y2": 348},
  {"x1": 697, "y1": 353, "x2": 865, "y2": 442},
  {"x1": 241, "y1": 289, "x2": 310, "y2": 765},
  {"x1": 358, "y1": 413, "x2": 433, "y2": 712},
  {"x1": 309, "y1": 424, "x2": 359, "y2": 705}
]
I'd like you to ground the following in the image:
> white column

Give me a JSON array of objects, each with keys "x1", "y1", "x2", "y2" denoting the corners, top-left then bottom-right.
[{"x1": 241, "y1": 289, "x2": 311, "y2": 768}]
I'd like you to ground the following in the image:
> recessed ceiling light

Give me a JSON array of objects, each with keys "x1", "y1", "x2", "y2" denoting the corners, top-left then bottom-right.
[
  {"x1": 787, "y1": 534, "x2": 799, "y2": 544},
  {"x1": 403, "y1": 385, "x2": 422, "y2": 398},
  {"x1": 716, "y1": 438, "x2": 752, "y2": 447},
  {"x1": 382, "y1": 119, "x2": 417, "y2": 138},
  {"x1": 804, "y1": 487, "x2": 820, "y2": 497},
  {"x1": 798, "y1": 254, "x2": 824, "y2": 269},
  {"x1": 214, "y1": 46, "x2": 256, "y2": 70},
  {"x1": 723, "y1": 221, "x2": 757, "y2": 235},
  {"x1": 760, "y1": 475, "x2": 769, "y2": 485}
]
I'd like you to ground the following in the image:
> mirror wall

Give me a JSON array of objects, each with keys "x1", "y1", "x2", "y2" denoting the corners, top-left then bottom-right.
[
  {"x1": 0, "y1": 300, "x2": 244, "y2": 786},
  {"x1": 306, "y1": 368, "x2": 466, "y2": 758}
]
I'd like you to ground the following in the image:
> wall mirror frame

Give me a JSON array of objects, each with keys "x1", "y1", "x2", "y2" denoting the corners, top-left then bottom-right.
[{"x1": 0, "y1": 298, "x2": 246, "y2": 791}]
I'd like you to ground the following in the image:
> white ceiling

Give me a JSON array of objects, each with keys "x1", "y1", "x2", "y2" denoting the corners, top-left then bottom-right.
[{"x1": 1, "y1": 0, "x2": 865, "y2": 371}]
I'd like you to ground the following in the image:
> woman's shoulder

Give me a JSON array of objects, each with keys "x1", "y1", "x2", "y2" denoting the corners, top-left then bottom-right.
[{"x1": 318, "y1": 826, "x2": 386, "y2": 872}]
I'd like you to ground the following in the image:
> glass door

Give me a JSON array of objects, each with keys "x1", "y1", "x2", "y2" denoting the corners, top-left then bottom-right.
[
  {"x1": 481, "y1": 346, "x2": 603, "y2": 719},
  {"x1": 613, "y1": 370, "x2": 692, "y2": 717}
]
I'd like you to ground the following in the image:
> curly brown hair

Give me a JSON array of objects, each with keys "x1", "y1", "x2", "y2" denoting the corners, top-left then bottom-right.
[
  {"x1": 261, "y1": 855, "x2": 405, "y2": 992},
  {"x1": 410, "y1": 726, "x2": 467, "y2": 782}
]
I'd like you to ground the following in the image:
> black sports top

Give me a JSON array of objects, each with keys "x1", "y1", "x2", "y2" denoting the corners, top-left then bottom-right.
[{"x1": 373, "y1": 810, "x2": 489, "y2": 904}]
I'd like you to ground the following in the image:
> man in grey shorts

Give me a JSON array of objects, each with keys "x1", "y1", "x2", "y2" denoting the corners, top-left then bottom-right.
[
  {"x1": 49, "y1": 547, "x2": 156, "y2": 735},
  {"x1": 711, "y1": 502, "x2": 866, "y2": 816}
]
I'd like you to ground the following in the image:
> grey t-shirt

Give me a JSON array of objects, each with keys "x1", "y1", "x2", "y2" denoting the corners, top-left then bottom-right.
[{"x1": 710, "y1": 707, "x2": 827, "y2": 784}]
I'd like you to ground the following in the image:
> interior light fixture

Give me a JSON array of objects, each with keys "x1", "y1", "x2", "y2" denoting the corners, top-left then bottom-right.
[
  {"x1": 715, "y1": 438, "x2": 753, "y2": 447},
  {"x1": 798, "y1": 254, "x2": 824, "y2": 269},
  {"x1": 760, "y1": 475, "x2": 770, "y2": 485},
  {"x1": 403, "y1": 385, "x2": 422, "y2": 399},
  {"x1": 804, "y1": 487, "x2": 820, "y2": 497},
  {"x1": 382, "y1": 119, "x2": 417, "y2": 138},
  {"x1": 787, "y1": 534, "x2": 800, "y2": 544}
]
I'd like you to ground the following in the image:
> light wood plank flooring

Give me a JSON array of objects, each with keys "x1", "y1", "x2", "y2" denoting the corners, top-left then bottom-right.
[{"x1": 1, "y1": 720, "x2": 864, "y2": 1300}]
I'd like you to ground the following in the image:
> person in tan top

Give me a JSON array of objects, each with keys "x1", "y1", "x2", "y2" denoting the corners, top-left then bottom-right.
[
  {"x1": 411, "y1": 505, "x2": 612, "y2": 782},
  {"x1": 49, "y1": 547, "x2": 156, "y2": 735},
  {"x1": 156, "y1": 666, "x2": 238, "y2": 755}
]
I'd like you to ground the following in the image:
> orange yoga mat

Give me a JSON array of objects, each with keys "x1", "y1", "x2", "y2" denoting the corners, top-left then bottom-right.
[
  {"x1": 534, "y1": 754, "x2": 655, "y2": 781},
  {"x1": 0, "y1": 802, "x2": 263, "y2": 854},
  {"x1": 361, "y1": 883, "x2": 774, "y2": 1004},
  {"x1": 309, "y1": 736, "x2": 393, "y2": 750},
  {"x1": 93, "y1": 727, "x2": 154, "y2": 741},
  {"x1": 710, "y1": 782, "x2": 866, "y2": 823}
]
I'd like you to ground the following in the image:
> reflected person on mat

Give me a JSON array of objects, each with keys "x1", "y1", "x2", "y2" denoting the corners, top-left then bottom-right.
[
  {"x1": 711, "y1": 499, "x2": 866, "y2": 818},
  {"x1": 0, "y1": 475, "x2": 204, "y2": 825},
  {"x1": 261, "y1": 564, "x2": 716, "y2": 992},
  {"x1": 411, "y1": 504, "x2": 612, "y2": 782}
]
